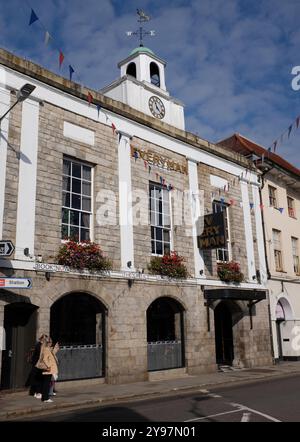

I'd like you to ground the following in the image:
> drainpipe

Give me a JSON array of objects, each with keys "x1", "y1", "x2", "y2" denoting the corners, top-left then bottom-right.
[{"x1": 259, "y1": 170, "x2": 274, "y2": 363}]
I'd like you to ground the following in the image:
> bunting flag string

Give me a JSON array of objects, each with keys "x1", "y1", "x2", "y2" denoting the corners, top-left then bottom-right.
[
  {"x1": 29, "y1": 8, "x2": 39, "y2": 26},
  {"x1": 131, "y1": 149, "x2": 176, "y2": 191},
  {"x1": 96, "y1": 105, "x2": 101, "y2": 119},
  {"x1": 87, "y1": 92, "x2": 93, "y2": 106},
  {"x1": 268, "y1": 112, "x2": 300, "y2": 154},
  {"x1": 59, "y1": 51, "x2": 65, "y2": 69},
  {"x1": 69, "y1": 65, "x2": 75, "y2": 81},
  {"x1": 44, "y1": 31, "x2": 51, "y2": 46}
]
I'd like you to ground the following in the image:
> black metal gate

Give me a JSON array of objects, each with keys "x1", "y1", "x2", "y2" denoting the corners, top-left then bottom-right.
[{"x1": 56, "y1": 344, "x2": 103, "y2": 381}]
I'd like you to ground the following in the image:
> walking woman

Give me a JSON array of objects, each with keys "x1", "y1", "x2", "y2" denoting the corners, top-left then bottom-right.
[
  {"x1": 27, "y1": 334, "x2": 48, "y2": 399},
  {"x1": 36, "y1": 337, "x2": 59, "y2": 403}
]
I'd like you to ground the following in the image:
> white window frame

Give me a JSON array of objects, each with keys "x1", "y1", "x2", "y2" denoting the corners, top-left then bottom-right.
[
  {"x1": 292, "y1": 237, "x2": 300, "y2": 274},
  {"x1": 273, "y1": 229, "x2": 283, "y2": 272},
  {"x1": 61, "y1": 157, "x2": 93, "y2": 243},
  {"x1": 213, "y1": 200, "x2": 232, "y2": 263},
  {"x1": 149, "y1": 182, "x2": 172, "y2": 256}
]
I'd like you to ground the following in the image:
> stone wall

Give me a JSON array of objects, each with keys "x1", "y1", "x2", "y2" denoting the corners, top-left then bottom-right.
[
  {"x1": 198, "y1": 164, "x2": 251, "y2": 279},
  {"x1": 2, "y1": 94, "x2": 22, "y2": 249},
  {"x1": 34, "y1": 102, "x2": 121, "y2": 268},
  {"x1": 130, "y1": 137, "x2": 195, "y2": 276}
]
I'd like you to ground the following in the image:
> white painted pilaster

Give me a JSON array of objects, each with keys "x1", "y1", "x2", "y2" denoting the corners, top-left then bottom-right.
[
  {"x1": 0, "y1": 87, "x2": 10, "y2": 239},
  {"x1": 252, "y1": 184, "x2": 267, "y2": 284},
  {"x1": 240, "y1": 180, "x2": 256, "y2": 281},
  {"x1": 118, "y1": 134, "x2": 135, "y2": 271},
  {"x1": 15, "y1": 99, "x2": 39, "y2": 259},
  {"x1": 188, "y1": 159, "x2": 205, "y2": 278}
]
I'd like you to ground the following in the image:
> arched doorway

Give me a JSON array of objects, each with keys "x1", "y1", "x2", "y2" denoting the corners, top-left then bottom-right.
[
  {"x1": 214, "y1": 301, "x2": 234, "y2": 366},
  {"x1": 50, "y1": 293, "x2": 106, "y2": 380},
  {"x1": 147, "y1": 297, "x2": 184, "y2": 371},
  {"x1": 275, "y1": 298, "x2": 293, "y2": 360},
  {"x1": 1, "y1": 302, "x2": 38, "y2": 390}
]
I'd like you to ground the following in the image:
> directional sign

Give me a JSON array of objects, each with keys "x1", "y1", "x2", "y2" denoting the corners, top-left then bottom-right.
[
  {"x1": 0, "y1": 240, "x2": 15, "y2": 257},
  {"x1": 0, "y1": 278, "x2": 32, "y2": 289}
]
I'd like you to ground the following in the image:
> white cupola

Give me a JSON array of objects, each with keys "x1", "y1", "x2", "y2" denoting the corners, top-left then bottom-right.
[
  {"x1": 119, "y1": 46, "x2": 167, "y2": 92},
  {"x1": 101, "y1": 46, "x2": 185, "y2": 130}
]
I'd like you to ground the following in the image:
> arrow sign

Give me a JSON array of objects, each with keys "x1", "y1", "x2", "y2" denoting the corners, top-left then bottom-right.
[
  {"x1": 0, "y1": 240, "x2": 15, "y2": 257},
  {"x1": 0, "y1": 278, "x2": 32, "y2": 289}
]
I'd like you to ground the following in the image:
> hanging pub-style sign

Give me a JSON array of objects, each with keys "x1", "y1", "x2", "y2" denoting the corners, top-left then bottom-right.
[{"x1": 197, "y1": 211, "x2": 227, "y2": 250}]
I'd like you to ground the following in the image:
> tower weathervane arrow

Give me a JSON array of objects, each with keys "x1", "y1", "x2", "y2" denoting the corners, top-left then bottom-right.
[{"x1": 126, "y1": 9, "x2": 155, "y2": 47}]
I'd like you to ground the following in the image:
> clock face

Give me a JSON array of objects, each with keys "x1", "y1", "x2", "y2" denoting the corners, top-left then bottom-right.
[{"x1": 148, "y1": 96, "x2": 165, "y2": 119}]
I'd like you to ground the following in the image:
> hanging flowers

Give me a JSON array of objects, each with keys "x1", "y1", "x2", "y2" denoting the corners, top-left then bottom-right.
[
  {"x1": 148, "y1": 251, "x2": 189, "y2": 279},
  {"x1": 56, "y1": 240, "x2": 112, "y2": 272}
]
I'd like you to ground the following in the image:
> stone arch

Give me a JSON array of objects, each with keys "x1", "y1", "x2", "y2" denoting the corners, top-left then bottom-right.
[
  {"x1": 50, "y1": 289, "x2": 109, "y2": 313},
  {"x1": 275, "y1": 296, "x2": 294, "y2": 321}
]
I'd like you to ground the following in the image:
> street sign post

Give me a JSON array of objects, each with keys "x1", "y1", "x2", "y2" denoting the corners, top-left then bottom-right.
[
  {"x1": 0, "y1": 278, "x2": 32, "y2": 289},
  {"x1": 0, "y1": 240, "x2": 15, "y2": 257}
]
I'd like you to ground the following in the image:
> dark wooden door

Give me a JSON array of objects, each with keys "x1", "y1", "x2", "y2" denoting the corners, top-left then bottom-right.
[
  {"x1": 1, "y1": 303, "x2": 37, "y2": 390},
  {"x1": 214, "y1": 302, "x2": 234, "y2": 365}
]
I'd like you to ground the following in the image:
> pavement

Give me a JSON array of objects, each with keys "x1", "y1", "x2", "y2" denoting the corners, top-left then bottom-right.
[{"x1": 1, "y1": 361, "x2": 300, "y2": 421}]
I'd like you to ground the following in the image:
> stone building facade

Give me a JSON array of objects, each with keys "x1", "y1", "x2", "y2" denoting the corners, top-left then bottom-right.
[{"x1": 0, "y1": 46, "x2": 272, "y2": 390}]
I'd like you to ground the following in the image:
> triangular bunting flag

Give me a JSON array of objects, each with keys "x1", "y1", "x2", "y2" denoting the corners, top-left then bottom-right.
[
  {"x1": 111, "y1": 122, "x2": 116, "y2": 134},
  {"x1": 87, "y1": 92, "x2": 93, "y2": 105},
  {"x1": 278, "y1": 207, "x2": 284, "y2": 214},
  {"x1": 296, "y1": 116, "x2": 300, "y2": 129},
  {"x1": 59, "y1": 51, "x2": 65, "y2": 68},
  {"x1": 44, "y1": 31, "x2": 51, "y2": 46},
  {"x1": 69, "y1": 65, "x2": 75, "y2": 81},
  {"x1": 273, "y1": 141, "x2": 277, "y2": 152},
  {"x1": 144, "y1": 161, "x2": 148, "y2": 169},
  {"x1": 118, "y1": 132, "x2": 123, "y2": 143},
  {"x1": 29, "y1": 9, "x2": 39, "y2": 26},
  {"x1": 96, "y1": 104, "x2": 101, "y2": 119},
  {"x1": 288, "y1": 124, "x2": 293, "y2": 138},
  {"x1": 148, "y1": 165, "x2": 151, "y2": 174},
  {"x1": 250, "y1": 203, "x2": 254, "y2": 210}
]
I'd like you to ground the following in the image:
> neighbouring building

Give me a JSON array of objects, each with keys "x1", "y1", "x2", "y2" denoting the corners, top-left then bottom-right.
[
  {"x1": 220, "y1": 133, "x2": 300, "y2": 362},
  {"x1": 0, "y1": 45, "x2": 272, "y2": 390}
]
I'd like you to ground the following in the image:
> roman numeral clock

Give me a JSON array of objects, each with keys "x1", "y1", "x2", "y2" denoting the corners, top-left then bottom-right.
[{"x1": 149, "y1": 96, "x2": 165, "y2": 119}]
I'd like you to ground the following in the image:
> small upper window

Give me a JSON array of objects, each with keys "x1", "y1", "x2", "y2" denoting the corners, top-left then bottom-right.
[
  {"x1": 287, "y1": 196, "x2": 296, "y2": 218},
  {"x1": 268, "y1": 185, "x2": 277, "y2": 208},
  {"x1": 150, "y1": 62, "x2": 160, "y2": 87},
  {"x1": 126, "y1": 62, "x2": 136, "y2": 78}
]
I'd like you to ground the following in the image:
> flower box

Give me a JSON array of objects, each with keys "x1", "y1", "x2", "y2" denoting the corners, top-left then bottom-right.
[
  {"x1": 56, "y1": 240, "x2": 112, "y2": 272},
  {"x1": 217, "y1": 261, "x2": 244, "y2": 283},
  {"x1": 148, "y1": 251, "x2": 189, "y2": 279}
]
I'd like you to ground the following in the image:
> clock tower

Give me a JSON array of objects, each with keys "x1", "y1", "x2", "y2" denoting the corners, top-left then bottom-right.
[
  {"x1": 101, "y1": 46, "x2": 185, "y2": 130},
  {"x1": 102, "y1": 10, "x2": 185, "y2": 129}
]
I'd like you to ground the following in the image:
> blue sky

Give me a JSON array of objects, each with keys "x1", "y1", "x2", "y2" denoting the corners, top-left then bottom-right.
[{"x1": 1, "y1": 0, "x2": 300, "y2": 166}]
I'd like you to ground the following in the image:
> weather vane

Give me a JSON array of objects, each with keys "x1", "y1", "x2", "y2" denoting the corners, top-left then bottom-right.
[{"x1": 126, "y1": 9, "x2": 155, "y2": 47}]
